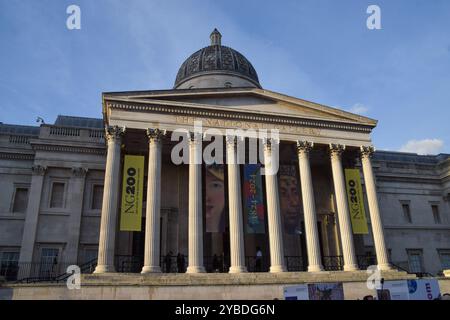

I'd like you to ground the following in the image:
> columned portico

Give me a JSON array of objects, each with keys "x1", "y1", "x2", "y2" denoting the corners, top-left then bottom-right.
[
  {"x1": 263, "y1": 139, "x2": 286, "y2": 273},
  {"x1": 329, "y1": 144, "x2": 359, "y2": 271},
  {"x1": 226, "y1": 135, "x2": 247, "y2": 273},
  {"x1": 92, "y1": 30, "x2": 402, "y2": 277},
  {"x1": 360, "y1": 146, "x2": 392, "y2": 271},
  {"x1": 186, "y1": 133, "x2": 206, "y2": 273},
  {"x1": 296, "y1": 141, "x2": 324, "y2": 272},
  {"x1": 142, "y1": 129, "x2": 166, "y2": 273},
  {"x1": 94, "y1": 126, "x2": 125, "y2": 273}
]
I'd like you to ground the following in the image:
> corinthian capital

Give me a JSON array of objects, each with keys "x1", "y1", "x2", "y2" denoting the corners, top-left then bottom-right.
[
  {"x1": 296, "y1": 141, "x2": 314, "y2": 154},
  {"x1": 262, "y1": 138, "x2": 279, "y2": 152},
  {"x1": 329, "y1": 143, "x2": 345, "y2": 157},
  {"x1": 31, "y1": 165, "x2": 47, "y2": 176},
  {"x1": 146, "y1": 128, "x2": 166, "y2": 143},
  {"x1": 105, "y1": 126, "x2": 126, "y2": 143},
  {"x1": 188, "y1": 132, "x2": 203, "y2": 145},
  {"x1": 360, "y1": 145, "x2": 375, "y2": 159}
]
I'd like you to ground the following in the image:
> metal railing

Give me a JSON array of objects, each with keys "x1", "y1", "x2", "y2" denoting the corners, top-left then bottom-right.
[
  {"x1": 6, "y1": 253, "x2": 411, "y2": 283},
  {"x1": 4, "y1": 259, "x2": 98, "y2": 283}
]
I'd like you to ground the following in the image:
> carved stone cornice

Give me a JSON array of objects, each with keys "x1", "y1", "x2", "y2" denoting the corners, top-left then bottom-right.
[
  {"x1": 146, "y1": 128, "x2": 166, "y2": 143},
  {"x1": 360, "y1": 145, "x2": 375, "y2": 159},
  {"x1": 105, "y1": 101, "x2": 373, "y2": 133},
  {"x1": 31, "y1": 165, "x2": 47, "y2": 176},
  {"x1": 296, "y1": 141, "x2": 314, "y2": 154},
  {"x1": 72, "y1": 167, "x2": 88, "y2": 178},
  {"x1": 32, "y1": 144, "x2": 105, "y2": 155},
  {"x1": 0, "y1": 153, "x2": 34, "y2": 161},
  {"x1": 105, "y1": 126, "x2": 126, "y2": 143},
  {"x1": 329, "y1": 143, "x2": 346, "y2": 158}
]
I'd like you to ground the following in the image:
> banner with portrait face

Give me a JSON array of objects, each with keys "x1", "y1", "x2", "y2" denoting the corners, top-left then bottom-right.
[
  {"x1": 279, "y1": 165, "x2": 301, "y2": 235},
  {"x1": 205, "y1": 164, "x2": 226, "y2": 233},
  {"x1": 243, "y1": 164, "x2": 265, "y2": 234}
]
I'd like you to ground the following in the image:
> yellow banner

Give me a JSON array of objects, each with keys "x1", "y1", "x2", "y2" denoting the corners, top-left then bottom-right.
[
  {"x1": 120, "y1": 155, "x2": 144, "y2": 231},
  {"x1": 344, "y1": 169, "x2": 369, "y2": 234}
]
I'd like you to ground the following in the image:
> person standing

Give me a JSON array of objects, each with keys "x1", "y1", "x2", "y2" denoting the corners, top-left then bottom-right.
[
  {"x1": 177, "y1": 253, "x2": 185, "y2": 273},
  {"x1": 255, "y1": 246, "x2": 262, "y2": 272},
  {"x1": 164, "y1": 251, "x2": 173, "y2": 273}
]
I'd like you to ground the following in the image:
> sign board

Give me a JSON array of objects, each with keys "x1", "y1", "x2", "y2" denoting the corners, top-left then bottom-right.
[
  {"x1": 120, "y1": 155, "x2": 144, "y2": 231},
  {"x1": 407, "y1": 279, "x2": 440, "y2": 300},
  {"x1": 283, "y1": 284, "x2": 309, "y2": 300}
]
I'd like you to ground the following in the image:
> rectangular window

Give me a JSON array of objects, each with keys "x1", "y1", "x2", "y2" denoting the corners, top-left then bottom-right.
[
  {"x1": 407, "y1": 250, "x2": 423, "y2": 273},
  {"x1": 401, "y1": 203, "x2": 412, "y2": 223},
  {"x1": 438, "y1": 251, "x2": 450, "y2": 270},
  {"x1": 83, "y1": 249, "x2": 98, "y2": 264},
  {"x1": 39, "y1": 248, "x2": 59, "y2": 278},
  {"x1": 0, "y1": 252, "x2": 19, "y2": 281},
  {"x1": 12, "y1": 188, "x2": 29, "y2": 213},
  {"x1": 431, "y1": 205, "x2": 441, "y2": 224},
  {"x1": 91, "y1": 185, "x2": 103, "y2": 210},
  {"x1": 50, "y1": 182, "x2": 65, "y2": 208}
]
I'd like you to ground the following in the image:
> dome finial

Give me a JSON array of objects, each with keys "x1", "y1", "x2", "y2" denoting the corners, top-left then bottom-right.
[{"x1": 210, "y1": 28, "x2": 222, "y2": 46}]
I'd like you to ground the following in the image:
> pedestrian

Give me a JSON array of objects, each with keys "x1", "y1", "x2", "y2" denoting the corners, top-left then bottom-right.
[
  {"x1": 212, "y1": 254, "x2": 220, "y2": 272},
  {"x1": 177, "y1": 253, "x2": 185, "y2": 273},
  {"x1": 255, "y1": 246, "x2": 262, "y2": 272},
  {"x1": 165, "y1": 251, "x2": 173, "y2": 273}
]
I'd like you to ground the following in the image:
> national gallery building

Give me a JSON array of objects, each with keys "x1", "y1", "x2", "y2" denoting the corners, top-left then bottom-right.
[{"x1": 1, "y1": 30, "x2": 449, "y2": 284}]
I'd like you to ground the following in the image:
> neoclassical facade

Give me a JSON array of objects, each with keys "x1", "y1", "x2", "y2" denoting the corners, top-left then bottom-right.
[{"x1": 0, "y1": 30, "x2": 449, "y2": 281}]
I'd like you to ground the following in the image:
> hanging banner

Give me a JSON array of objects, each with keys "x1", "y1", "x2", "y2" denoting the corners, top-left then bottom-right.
[
  {"x1": 244, "y1": 164, "x2": 265, "y2": 233},
  {"x1": 120, "y1": 155, "x2": 144, "y2": 231},
  {"x1": 344, "y1": 169, "x2": 369, "y2": 234},
  {"x1": 205, "y1": 164, "x2": 226, "y2": 233},
  {"x1": 279, "y1": 165, "x2": 302, "y2": 235}
]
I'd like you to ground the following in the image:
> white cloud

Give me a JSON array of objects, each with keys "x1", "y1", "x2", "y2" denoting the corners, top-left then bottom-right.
[
  {"x1": 347, "y1": 103, "x2": 369, "y2": 115},
  {"x1": 399, "y1": 139, "x2": 444, "y2": 155}
]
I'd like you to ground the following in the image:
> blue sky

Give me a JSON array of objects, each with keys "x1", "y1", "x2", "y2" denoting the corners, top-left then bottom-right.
[{"x1": 1, "y1": 0, "x2": 449, "y2": 154}]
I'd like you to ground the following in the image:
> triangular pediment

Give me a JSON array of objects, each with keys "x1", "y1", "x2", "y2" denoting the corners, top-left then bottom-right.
[{"x1": 103, "y1": 87, "x2": 377, "y2": 127}]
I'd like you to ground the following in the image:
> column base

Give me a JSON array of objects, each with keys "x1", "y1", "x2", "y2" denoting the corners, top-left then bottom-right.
[
  {"x1": 269, "y1": 265, "x2": 287, "y2": 273},
  {"x1": 343, "y1": 264, "x2": 360, "y2": 271},
  {"x1": 307, "y1": 265, "x2": 324, "y2": 272},
  {"x1": 93, "y1": 264, "x2": 116, "y2": 273},
  {"x1": 229, "y1": 266, "x2": 248, "y2": 273},
  {"x1": 377, "y1": 263, "x2": 394, "y2": 271},
  {"x1": 186, "y1": 266, "x2": 206, "y2": 273},
  {"x1": 141, "y1": 266, "x2": 162, "y2": 274}
]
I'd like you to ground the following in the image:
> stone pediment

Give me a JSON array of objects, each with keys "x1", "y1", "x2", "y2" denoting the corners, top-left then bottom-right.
[{"x1": 103, "y1": 87, "x2": 377, "y2": 128}]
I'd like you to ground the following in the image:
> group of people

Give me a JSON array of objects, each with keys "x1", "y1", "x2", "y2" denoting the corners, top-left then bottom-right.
[
  {"x1": 162, "y1": 247, "x2": 264, "y2": 273},
  {"x1": 163, "y1": 252, "x2": 186, "y2": 273}
]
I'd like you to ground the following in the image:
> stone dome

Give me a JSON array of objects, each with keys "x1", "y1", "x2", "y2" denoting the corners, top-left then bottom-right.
[{"x1": 174, "y1": 29, "x2": 261, "y2": 89}]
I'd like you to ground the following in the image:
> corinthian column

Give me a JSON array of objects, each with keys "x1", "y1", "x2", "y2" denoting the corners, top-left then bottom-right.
[
  {"x1": 226, "y1": 136, "x2": 247, "y2": 273},
  {"x1": 186, "y1": 133, "x2": 205, "y2": 273},
  {"x1": 329, "y1": 144, "x2": 359, "y2": 271},
  {"x1": 296, "y1": 141, "x2": 323, "y2": 272},
  {"x1": 94, "y1": 126, "x2": 125, "y2": 273},
  {"x1": 263, "y1": 138, "x2": 286, "y2": 273},
  {"x1": 142, "y1": 129, "x2": 166, "y2": 273},
  {"x1": 360, "y1": 146, "x2": 392, "y2": 271}
]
